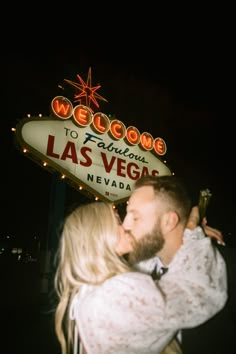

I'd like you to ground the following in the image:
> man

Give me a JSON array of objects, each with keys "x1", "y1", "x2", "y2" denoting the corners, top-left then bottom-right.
[{"x1": 122, "y1": 174, "x2": 235, "y2": 354}]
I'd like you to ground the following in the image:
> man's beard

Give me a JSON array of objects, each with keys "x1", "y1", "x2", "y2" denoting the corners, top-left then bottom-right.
[{"x1": 127, "y1": 222, "x2": 165, "y2": 265}]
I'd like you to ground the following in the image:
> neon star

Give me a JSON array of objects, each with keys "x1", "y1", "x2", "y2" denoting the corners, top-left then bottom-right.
[{"x1": 64, "y1": 67, "x2": 108, "y2": 112}]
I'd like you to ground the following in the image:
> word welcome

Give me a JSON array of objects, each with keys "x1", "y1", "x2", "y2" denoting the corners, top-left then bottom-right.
[{"x1": 51, "y1": 96, "x2": 167, "y2": 156}]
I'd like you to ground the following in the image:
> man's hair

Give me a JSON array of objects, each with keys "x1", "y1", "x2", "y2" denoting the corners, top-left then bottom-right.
[{"x1": 134, "y1": 175, "x2": 192, "y2": 225}]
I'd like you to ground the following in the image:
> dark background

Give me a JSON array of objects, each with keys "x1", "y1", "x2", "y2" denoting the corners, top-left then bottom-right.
[
  {"x1": 1, "y1": 11, "x2": 235, "y2": 354},
  {"x1": 3, "y1": 41, "x2": 234, "y2": 249}
]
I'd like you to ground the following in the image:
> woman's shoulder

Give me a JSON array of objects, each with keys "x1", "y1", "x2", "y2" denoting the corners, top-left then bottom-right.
[
  {"x1": 79, "y1": 272, "x2": 156, "y2": 304},
  {"x1": 76, "y1": 272, "x2": 161, "y2": 322},
  {"x1": 108, "y1": 271, "x2": 154, "y2": 286},
  {"x1": 99, "y1": 271, "x2": 153, "y2": 291}
]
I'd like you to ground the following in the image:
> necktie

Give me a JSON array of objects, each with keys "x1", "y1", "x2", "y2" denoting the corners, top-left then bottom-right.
[{"x1": 151, "y1": 265, "x2": 168, "y2": 280}]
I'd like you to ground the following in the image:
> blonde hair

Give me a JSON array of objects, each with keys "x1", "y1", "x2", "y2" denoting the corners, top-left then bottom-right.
[{"x1": 54, "y1": 201, "x2": 131, "y2": 354}]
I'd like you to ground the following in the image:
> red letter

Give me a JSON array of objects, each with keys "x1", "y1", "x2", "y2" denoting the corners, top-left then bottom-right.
[
  {"x1": 80, "y1": 147, "x2": 92, "y2": 167},
  {"x1": 117, "y1": 158, "x2": 126, "y2": 177},
  {"x1": 61, "y1": 141, "x2": 78, "y2": 163},
  {"x1": 101, "y1": 152, "x2": 116, "y2": 172},
  {"x1": 127, "y1": 162, "x2": 140, "y2": 180},
  {"x1": 46, "y1": 135, "x2": 60, "y2": 158}
]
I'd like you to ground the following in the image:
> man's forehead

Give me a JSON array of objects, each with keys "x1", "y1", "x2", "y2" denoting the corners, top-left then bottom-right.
[{"x1": 128, "y1": 186, "x2": 155, "y2": 207}]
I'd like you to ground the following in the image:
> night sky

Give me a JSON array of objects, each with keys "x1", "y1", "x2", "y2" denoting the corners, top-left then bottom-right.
[{"x1": 3, "y1": 40, "x2": 234, "y2": 248}]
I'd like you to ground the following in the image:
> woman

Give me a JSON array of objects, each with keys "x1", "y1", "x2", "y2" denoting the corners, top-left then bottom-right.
[{"x1": 54, "y1": 201, "x2": 226, "y2": 354}]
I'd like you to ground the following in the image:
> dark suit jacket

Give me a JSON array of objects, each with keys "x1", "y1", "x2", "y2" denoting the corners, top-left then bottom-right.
[{"x1": 182, "y1": 244, "x2": 236, "y2": 354}]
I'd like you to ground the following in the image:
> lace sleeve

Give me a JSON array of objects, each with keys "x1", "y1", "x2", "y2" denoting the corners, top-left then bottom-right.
[
  {"x1": 72, "y1": 228, "x2": 227, "y2": 354},
  {"x1": 159, "y1": 227, "x2": 227, "y2": 328},
  {"x1": 183, "y1": 225, "x2": 205, "y2": 240}
]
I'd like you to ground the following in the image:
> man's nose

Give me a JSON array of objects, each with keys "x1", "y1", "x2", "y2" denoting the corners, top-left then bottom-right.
[{"x1": 122, "y1": 215, "x2": 131, "y2": 230}]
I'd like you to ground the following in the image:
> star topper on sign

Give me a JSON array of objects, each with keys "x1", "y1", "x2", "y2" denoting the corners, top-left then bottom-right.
[{"x1": 64, "y1": 67, "x2": 108, "y2": 112}]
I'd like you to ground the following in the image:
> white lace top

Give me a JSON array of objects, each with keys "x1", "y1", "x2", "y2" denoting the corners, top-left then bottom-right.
[{"x1": 70, "y1": 227, "x2": 227, "y2": 354}]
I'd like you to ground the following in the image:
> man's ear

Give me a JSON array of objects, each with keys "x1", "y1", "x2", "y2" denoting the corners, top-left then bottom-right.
[{"x1": 161, "y1": 211, "x2": 179, "y2": 233}]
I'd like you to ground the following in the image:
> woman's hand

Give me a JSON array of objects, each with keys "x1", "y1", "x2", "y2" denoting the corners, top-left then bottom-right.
[
  {"x1": 186, "y1": 206, "x2": 225, "y2": 245},
  {"x1": 201, "y1": 217, "x2": 225, "y2": 245}
]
